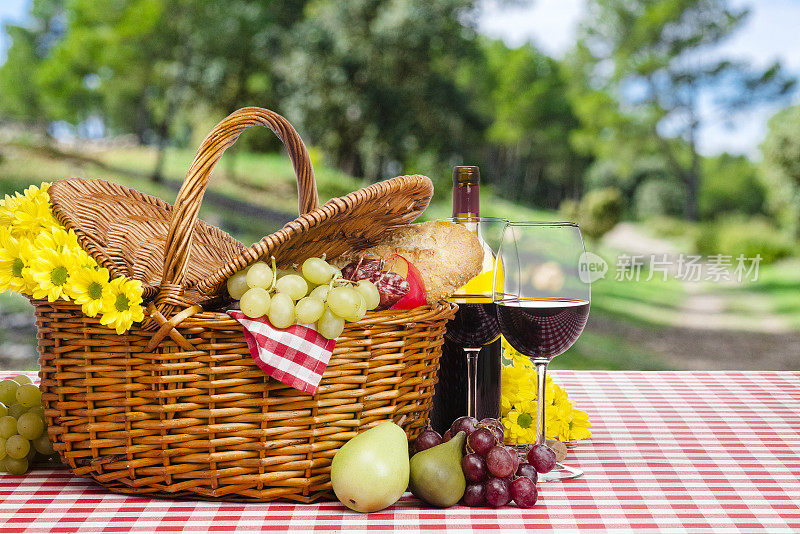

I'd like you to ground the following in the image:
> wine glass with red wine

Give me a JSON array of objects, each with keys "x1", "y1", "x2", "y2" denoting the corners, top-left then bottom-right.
[
  {"x1": 442, "y1": 216, "x2": 507, "y2": 420},
  {"x1": 493, "y1": 222, "x2": 590, "y2": 482}
]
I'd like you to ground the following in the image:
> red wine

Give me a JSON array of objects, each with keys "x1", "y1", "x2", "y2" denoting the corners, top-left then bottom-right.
[
  {"x1": 444, "y1": 302, "x2": 500, "y2": 348},
  {"x1": 496, "y1": 298, "x2": 589, "y2": 360}
]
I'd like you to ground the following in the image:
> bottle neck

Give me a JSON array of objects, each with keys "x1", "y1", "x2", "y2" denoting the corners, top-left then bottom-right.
[{"x1": 452, "y1": 182, "x2": 480, "y2": 218}]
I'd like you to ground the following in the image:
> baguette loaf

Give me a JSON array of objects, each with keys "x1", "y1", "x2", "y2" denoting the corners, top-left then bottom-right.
[{"x1": 334, "y1": 221, "x2": 483, "y2": 305}]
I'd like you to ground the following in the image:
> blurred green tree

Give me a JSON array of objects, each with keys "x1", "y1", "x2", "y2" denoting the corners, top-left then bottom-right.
[
  {"x1": 2, "y1": 0, "x2": 305, "y2": 181},
  {"x1": 699, "y1": 153, "x2": 764, "y2": 220},
  {"x1": 761, "y1": 105, "x2": 800, "y2": 238},
  {"x1": 467, "y1": 39, "x2": 589, "y2": 208},
  {"x1": 276, "y1": 0, "x2": 485, "y2": 183},
  {"x1": 569, "y1": 0, "x2": 796, "y2": 220},
  {"x1": 0, "y1": 0, "x2": 67, "y2": 134},
  {"x1": 560, "y1": 186, "x2": 623, "y2": 239},
  {"x1": 634, "y1": 178, "x2": 686, "y2": 219}
]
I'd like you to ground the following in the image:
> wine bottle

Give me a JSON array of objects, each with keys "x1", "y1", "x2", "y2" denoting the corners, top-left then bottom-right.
[{"x1": 430, "y1": 166, "x2": 502, "y2": 433}]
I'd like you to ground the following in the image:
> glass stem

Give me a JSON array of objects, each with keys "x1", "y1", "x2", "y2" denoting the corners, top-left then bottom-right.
[
  {"x1": 535, "y1": 361, "x2": 548, "y2": 446},
  {"x1": 465, "y1": 348, "x2": 480, "y2": 419}
]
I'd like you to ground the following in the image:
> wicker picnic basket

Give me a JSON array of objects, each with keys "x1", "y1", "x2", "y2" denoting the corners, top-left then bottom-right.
[{"x1": 33, "y1": 107, "x2": 456, "y2": 502}]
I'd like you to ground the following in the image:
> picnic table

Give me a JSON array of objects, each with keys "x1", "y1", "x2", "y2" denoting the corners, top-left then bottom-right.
[{"x1": 1, "y1": 370, "x2": 798, "y2": 533}]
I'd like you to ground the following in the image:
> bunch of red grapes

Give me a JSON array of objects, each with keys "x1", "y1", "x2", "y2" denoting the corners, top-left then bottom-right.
[{"x1": 413, "y1": 416, "x2": 558, "y2": 508}]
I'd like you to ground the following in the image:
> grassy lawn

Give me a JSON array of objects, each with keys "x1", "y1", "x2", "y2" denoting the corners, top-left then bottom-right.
[
  {"x1": 712, "y1": 258, "x2": 800, "y2": 330},
  {"x1": 552, "y1": 330, "x2": 670, "y2": 370},
  {"x1": 589, "y1": 272, "x2": 685, "y2": 327}
]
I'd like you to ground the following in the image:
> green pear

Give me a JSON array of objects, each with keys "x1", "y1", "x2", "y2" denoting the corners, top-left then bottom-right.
[
  {"x1": 330, "y1": 421, "x2": 410, "y2": 512},
  {"x1": 409, "y1": 431, "x2": 466, "y2": 507}
]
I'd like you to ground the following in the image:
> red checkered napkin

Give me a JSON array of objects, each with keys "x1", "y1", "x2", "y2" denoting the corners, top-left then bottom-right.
[{"x1": 228, "y1": 310, "x2": 336, "y2": 394}]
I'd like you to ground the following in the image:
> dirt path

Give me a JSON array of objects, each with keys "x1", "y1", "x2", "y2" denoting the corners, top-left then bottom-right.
[
  {"x1": 598, "y1": 223, "x2": 799, "y2": 370},
  {"x1": 675, "y1": 284, "x2": 791, "y2": 333}
]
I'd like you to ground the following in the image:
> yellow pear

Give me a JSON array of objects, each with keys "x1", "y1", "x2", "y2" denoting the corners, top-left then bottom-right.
[{"x1": 331, "y1": 421, "x2": 410, "y2": 512}]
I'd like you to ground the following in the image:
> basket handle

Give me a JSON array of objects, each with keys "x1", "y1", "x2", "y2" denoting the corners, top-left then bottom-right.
[{"x1": 157, "y1": 107, "x2": 318, "y2": 315}]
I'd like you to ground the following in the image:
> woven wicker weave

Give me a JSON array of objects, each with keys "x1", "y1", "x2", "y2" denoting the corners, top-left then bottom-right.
[
  {"x1": 35, "y1": 107, "x2": 457, "y2": 502},
  {"x1": 48, "y1": 178, "x2": 245, "y2": 304}
]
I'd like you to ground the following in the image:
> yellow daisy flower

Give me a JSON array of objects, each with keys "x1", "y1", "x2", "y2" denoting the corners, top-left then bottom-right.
[
  {"x1": 502, "y1": 400, "x2": 539, "y2": 444},
  {"x1": 0, "y1": 193, "x2": 21, "y2": 230},
  {"x1": 29, "y1": 247, "x2": 76, "y2": 302},
  {"x1": 11, "y1": 193, "x2": 57, "y2": 239},
  {"x1": 501, "y1": 359, "x2": 538, "y2": 403},
  {"x1": 22, "y1": 182, "x2": 50, "y2": 201},
  {"x1": 546, "y1": 409, "x2": 570, "y2": 441},
  {"x1": 0, "y1": 231, "x2": 36, "y2": 294},
  {"x1": 501, "y1": 394, "x2": 514, "y2": 415},
  {"x1": 551, "y1": 382, "x2": 569, "y2": 405},
  {"x1": 564, "y1": 409, "x2": 592, "y2": 442},
  {"x1": 74, "y1": 249, "x2": 98, "y2": 269},
  {"x1": 549, "y1": 383, "x2": 574, "y2": 423},
  {"x1": 35, "y1": 226, "x2": 80, "y2": 254},
  {"x1": 67, "y1": 266, "x2": 110, "y2": 317},
  {"x1": 100, "y1": 277, "x2": 145, "y2": 334}
]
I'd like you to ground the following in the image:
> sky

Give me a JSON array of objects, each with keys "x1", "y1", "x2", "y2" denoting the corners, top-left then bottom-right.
[
  {"x1": 0, "y1": 0, "x2": 27, "y2": 42},
  {"x1": 1, "y1": 0, "x2": 799, "y2": 157}
]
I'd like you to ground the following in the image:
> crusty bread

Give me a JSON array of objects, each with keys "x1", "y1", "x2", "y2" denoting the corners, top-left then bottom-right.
[{"x1": 334, "y1": 221, "x2": 483, "y2": 305}]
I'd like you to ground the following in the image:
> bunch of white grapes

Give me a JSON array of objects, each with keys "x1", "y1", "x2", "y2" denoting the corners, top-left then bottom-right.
[
  {"x1": 0, "y1": 376, "x2": 55, "y2": 475},
  {"x1": 226, "y1": 256, "x2": 381, "y2": 339}
]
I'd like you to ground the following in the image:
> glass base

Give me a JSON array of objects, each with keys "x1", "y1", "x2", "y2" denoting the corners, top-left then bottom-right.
[
  {"x1": 511, "y1": 445, "x2": 584, "y2": 482},
  {"x1": 538, "y1": 462, "x2": 583, "y2": 482}
]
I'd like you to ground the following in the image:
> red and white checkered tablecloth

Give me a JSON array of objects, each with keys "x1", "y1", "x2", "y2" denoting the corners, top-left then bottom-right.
[{"x1": 1, "y1": 370, "x2": 798, "y2": 533}]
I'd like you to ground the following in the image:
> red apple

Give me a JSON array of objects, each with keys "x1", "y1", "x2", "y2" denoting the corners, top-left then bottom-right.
[{"x1": 388, "y1": 254, "x2": 427, "y2": 309}]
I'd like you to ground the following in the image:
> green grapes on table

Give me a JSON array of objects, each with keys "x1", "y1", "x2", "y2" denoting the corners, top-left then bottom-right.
[
  {"x1": 8, "y1": 404, "x2": 26, "y2": 419},
  {"x1": 16, "y1": 384, "x2": 42, "y2": 408},
  {"x1": 11, "y1": 375, "x2": 32, "y2": 385},
  {"x1": 226, "y1": 271, "x2": 249, "y2": 300},
  {"x1": 302, "y1": 257, "x2": 334, "y2": 285},
  {"x1": 226, "y1": 255, "x2": 380, "y2": 339},
  {"x1": 327, "y1": 286, "x2": 361, "y2": 319},
  {"x1": 354, "y1": 280, "x2": 381, "y2": 310},
  {"x1": 275, "y1": 274, "x2": 308, "y2": 301},
  {"x1": 0, "y1": 416, "x2": 17, "y2": 438},
  {"x1": 2, "y1": 457, "x2": 29, "y2": 475},
  {"x1": 33, "y1": 434, "x2": 54, "y2": 455},
  {"x1": 295, "y1": 297, "x2": 325, "y2": 324},
  {"x1": 317, "y1": 308, "x2": 345, "y2": 340},
  {"x1": 5, "y1": 435, "x2": 29, "y2": 459},
  {"x1": 0, "y1": 380, "x2": 56, "y2": 475},
  {"x1": 17, "y1": 412, "x2": 44, "y2": 440},
  {"x1": 0, "y1": 379, "x2": 19, "y2": 406},
  {"x1": 346, "y1": 294, "x2": 367, "y2": 323},
  {"x1": 310, "y1": 284, "x2": 330, "y2": 302},
  {"x1": 245, "y1": 262, "x2": 274, "y2": 290}
]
